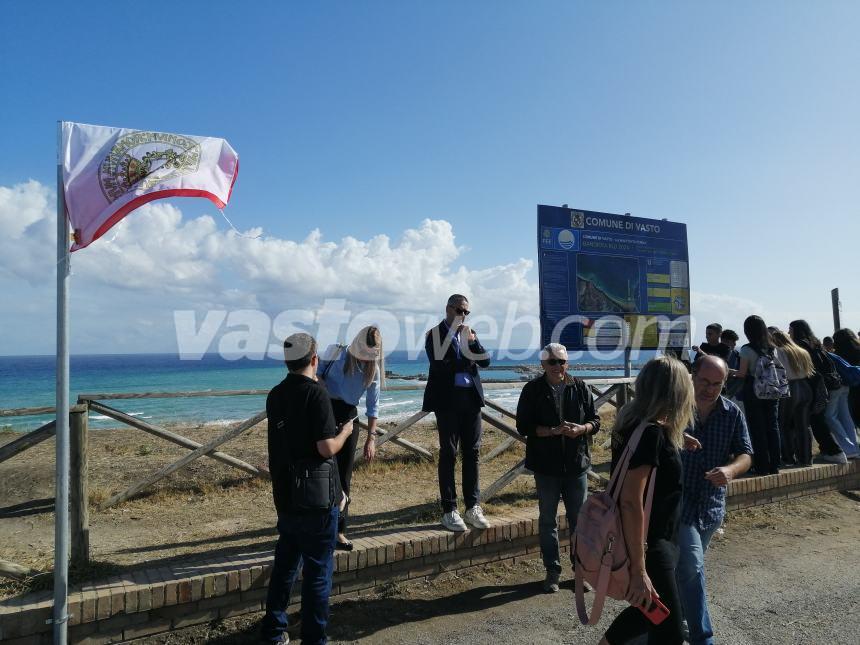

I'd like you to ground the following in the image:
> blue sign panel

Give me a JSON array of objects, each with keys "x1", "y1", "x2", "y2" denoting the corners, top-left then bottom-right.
[{"x1": 537, "y1": 205, "x2": 691, "y2": 351}]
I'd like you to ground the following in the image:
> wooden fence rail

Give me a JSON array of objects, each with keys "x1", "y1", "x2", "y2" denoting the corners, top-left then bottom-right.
[
  {"x1": 0, "y1": 420, "x2": 56, "y2": 465},
  {"x1": 1, "y1": 376, "x2": 634, "y2": 570},
  {"x1": 0, "y1": 404, "x2": 89, "y2": 568},
  {"x1": 0, "y1": 406, "x2": 58, "y2": 417},
  {"x1": 87, "y1": 401, "x2": 268, "y2": 478},
  {"x1": 101, "y1": 411, "x2": 269, "y2": 509}
]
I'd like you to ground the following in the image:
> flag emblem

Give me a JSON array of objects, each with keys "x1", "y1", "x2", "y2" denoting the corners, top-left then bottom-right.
[
  {"x1": 63, "y1": 122, "x2": 238, "y2": 250},
  {"x1": 98, "y1": 131, "x2": 202, "y2": 203}
]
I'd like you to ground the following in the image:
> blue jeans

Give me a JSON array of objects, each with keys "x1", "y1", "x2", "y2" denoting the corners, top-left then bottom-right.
[
  {"x1": 534, "y1": 471, "x2": 587, "y2": 574},
  {"x1": 261, "y1": 506, "x2": 338, "y2": 645},
  {"x1": 824, "y1": 387, "x2": 859, "y2": 458},
  {"x1": 676, "y1": 522, "x2": 719, "y2": 645}
]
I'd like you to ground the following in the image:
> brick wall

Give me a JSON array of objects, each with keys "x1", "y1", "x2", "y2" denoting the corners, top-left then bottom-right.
[{"x1": 1, "y1": 460, "x2": 857, "y2": 644}]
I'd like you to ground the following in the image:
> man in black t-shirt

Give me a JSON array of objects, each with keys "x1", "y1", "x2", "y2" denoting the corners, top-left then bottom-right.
[
  {"x1": 693, "y1": 323, "x2": 730, "y2": 361},
  {"x1": 261, "y1": 333, "x2": 354, "y2": 645}
]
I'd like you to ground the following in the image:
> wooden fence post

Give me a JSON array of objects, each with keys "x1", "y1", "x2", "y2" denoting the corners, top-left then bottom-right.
[{"x1": 70, "y1": 403, "x2": 90, "y2": 567}]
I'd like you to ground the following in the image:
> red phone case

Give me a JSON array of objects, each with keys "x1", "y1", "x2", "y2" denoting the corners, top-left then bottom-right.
[{"x1": 638, "y1": 595, "x2": 670, "y2": 625}]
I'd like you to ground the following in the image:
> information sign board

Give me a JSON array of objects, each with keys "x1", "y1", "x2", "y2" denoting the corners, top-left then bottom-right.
[{"x1": 537, "y1": 205, "x2": 691, "y2": 350}]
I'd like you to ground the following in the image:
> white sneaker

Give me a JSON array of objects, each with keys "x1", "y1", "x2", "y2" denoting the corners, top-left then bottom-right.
[
  {"x1": 542, "y1": 570, "x2": 560, "y2": 593},
  {"x1": 464, "y1": 505, "x2": 491, "y2": 529},
  {"x1": 442, "y1": 510, "x2": 467, "y2": 532}
]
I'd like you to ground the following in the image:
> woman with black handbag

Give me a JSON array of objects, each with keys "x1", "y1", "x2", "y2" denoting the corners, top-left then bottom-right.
[{"x1": 789, "y1": 320, "x2": 849, "y2": 464}]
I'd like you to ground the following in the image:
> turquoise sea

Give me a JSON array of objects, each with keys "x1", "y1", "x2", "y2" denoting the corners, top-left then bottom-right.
[{"x1": 0, "y1": 352, "x2": 644, "y2": 432}]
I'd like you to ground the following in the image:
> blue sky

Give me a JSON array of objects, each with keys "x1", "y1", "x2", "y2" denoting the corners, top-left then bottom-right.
[{"x1": 1, "y1": 2, "x2": 858, "y2": 355}]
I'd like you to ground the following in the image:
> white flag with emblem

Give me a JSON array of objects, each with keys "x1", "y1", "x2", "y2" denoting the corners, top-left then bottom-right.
[{"x1": 61, "y1": 121, "x2": 239, "y2": 251}]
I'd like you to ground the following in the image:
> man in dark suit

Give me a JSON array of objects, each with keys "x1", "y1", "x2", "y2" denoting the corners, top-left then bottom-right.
[{"x1": 423, "y1": 294, "x2": 492, "y2": 531}]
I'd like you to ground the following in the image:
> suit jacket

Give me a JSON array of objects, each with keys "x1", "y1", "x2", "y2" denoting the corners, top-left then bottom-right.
[{"x1": 422, "y1": 321, "x2": 491, "y2": 412}]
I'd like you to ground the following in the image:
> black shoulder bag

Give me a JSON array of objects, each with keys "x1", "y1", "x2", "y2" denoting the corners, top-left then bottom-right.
[
  {"x1": 288, "y1": 456, "x2": 338, "y2": 512},
  {"x1": 287, "y1": 388, "x2": 340, "y2": 512}
]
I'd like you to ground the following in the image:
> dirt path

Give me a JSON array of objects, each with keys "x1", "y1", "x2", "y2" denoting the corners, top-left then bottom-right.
[{"x1": 144, "y1": 489, "x2": 860, "y2": 645}]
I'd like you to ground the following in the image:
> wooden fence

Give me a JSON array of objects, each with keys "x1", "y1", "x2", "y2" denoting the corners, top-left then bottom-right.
[
  {"x1": 0, "y1": 404, "x2": 89, "y2": 574},
  {"x1": 0, "y1": 376, "x2": 633, "y2": 570}
]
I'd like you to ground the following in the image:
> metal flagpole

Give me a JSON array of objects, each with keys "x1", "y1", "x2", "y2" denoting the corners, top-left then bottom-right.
[{"x1": 54, "y1": 120, "x2": 71, "y2": 644}]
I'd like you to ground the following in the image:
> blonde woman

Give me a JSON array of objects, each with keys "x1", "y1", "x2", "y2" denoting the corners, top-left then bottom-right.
[
  {"x1": 600, "y1": 356, "x2": 695, "y2": 645},
  {"x1": 318, "y1": 326, "x2": 385, "y2": 550},
  {"x1": 770, "y1": 328, "x2": 815, "y2": 465}
]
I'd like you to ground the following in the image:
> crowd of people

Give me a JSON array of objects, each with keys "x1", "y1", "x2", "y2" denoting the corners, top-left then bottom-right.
[
  {"x1": 257, "y1": 297, "x2": 860, "y2": 644},
  {"x1": 693, "y1": 318, "x2": 860, "y2": 469}
]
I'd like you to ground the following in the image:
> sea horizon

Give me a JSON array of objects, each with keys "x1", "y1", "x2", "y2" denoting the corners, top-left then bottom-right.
[{"x1": 0, "y1": 351, "x2": 648, "y2": 433}]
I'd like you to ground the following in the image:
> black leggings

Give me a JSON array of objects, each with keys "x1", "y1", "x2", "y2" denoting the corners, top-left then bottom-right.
[
  {"x1": 331, "y1": 399, "x2": 360, "y2": 534},
  {"x1": 743, "y1": 381, "x2": 781, "y2": 474},
  {"x1": 779, "y1": 379, "x2": 812, "y2": 465},
  {"x1": 604, "y1": 542, "x2": 684, "y2": 645}
]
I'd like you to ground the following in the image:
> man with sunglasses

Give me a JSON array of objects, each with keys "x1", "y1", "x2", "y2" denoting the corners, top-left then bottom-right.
[
  {"x1": 515, "y1": 343, "x2": 600, "y2": 593},
  {"x1": 676, "y1": 355, "x2": 753, "y2": 645},
  {"x1": 423, "y1": 294, "x2": 492, "y2": 532}
]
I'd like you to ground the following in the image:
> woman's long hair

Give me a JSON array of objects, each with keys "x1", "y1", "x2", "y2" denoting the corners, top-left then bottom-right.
[
  {"x1": 789, "y1": 319, "x2": 820, "y2": 351},
  {"x1": 833, "y1": 328, "x2": 860, "y2": 366},
  {"x1": 770, "y1": 329, "x2": 815, "y2": 377},
  {"x1": 344, "y1": 326, "x2": 385, "y2": 390},
  {"x1": 743, "y1": 315, "x2": 772, "y2": 352},
  {"x1": 612, "y1": 356, "x2": 695, "y2": 450}
]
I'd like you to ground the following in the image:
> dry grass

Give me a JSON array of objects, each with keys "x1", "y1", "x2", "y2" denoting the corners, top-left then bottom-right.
[{"x1": 0, "y1": 404, "x2": 621, "y2": 596}]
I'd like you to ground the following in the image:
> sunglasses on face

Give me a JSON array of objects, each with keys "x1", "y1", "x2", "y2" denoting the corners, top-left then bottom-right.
[
  {"x1": 449, "y1": 305, "x2": 470, "y2": 316},
  {"x1": 545, "y1": 359, "x2": 567, "y2": 366}
]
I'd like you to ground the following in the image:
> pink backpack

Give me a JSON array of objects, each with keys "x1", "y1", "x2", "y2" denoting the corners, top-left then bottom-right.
[{"x1": 572, "y1": 421, "x2": 656, "y2": 625}]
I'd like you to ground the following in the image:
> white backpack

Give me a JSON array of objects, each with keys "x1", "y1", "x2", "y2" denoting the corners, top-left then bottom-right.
[{"x1": 752, "y1": 349, "x2": 789, "y2": 400}]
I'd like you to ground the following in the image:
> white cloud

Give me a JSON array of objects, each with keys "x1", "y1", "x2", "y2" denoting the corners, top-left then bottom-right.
[
  {"x1": 74, "y1": 202, "x2": 223, "y2": 293},
  {"x1": 4, "y1": 179, "x2": 846, "y2": 355},
  {"x1": 688, "y1": 291, "x2": 766, "y2": 339},
  {"x1": 0, "y1": 180, "x2": 56, "y2": 284},
  {"x1": 0, "y1": 180, "x2": 539, "y2": 352},
  {"x1": 688, "y1": 291, "x2": 848, "y2": 342}
]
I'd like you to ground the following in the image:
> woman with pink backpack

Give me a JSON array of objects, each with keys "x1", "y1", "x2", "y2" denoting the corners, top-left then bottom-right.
[{"x1": 596, "y1": 356, "x2": 695, "y2": 645}]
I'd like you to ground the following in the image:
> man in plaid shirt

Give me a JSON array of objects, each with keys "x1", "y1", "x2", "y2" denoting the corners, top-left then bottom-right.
[{"x1": 678, "y1": 355, "x2": 753, "y2": 645}]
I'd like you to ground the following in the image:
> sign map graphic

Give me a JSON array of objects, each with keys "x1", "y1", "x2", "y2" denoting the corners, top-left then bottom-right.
[{"x1": 537, "y1": 205, "x2": 691, "y2": 351}]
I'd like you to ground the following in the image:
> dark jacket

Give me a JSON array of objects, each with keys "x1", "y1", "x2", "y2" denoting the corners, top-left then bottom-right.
[
  {"x1": 515, "y1": 374, "x2": 601, "y2": 476},
  {"x1": 422, "y1": 321, "x2": 491, "y2": 412}
]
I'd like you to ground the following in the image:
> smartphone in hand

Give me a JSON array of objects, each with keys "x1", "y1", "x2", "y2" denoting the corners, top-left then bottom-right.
[
  {"x1": 638, "y1": 595, "x2": 670, "y2": 625},
  {"x1": 339, "y1": 415, "x2": 359, "y2": 434}
]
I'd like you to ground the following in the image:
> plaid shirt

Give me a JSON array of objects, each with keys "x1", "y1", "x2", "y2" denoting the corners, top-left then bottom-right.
[{"x1": 681, "y1": 396, "x2": 753, "y2": 531}]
